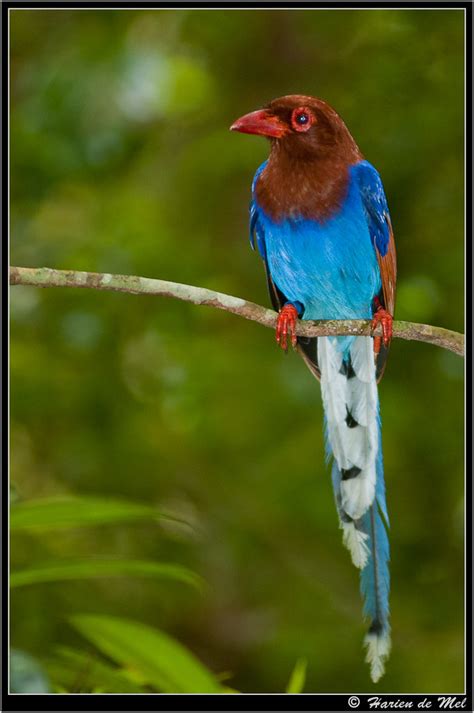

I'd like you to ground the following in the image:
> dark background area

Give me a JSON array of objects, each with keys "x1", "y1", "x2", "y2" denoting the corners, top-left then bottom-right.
[{"x1": 10, "y1": 8, "x2": 464, "y2": 693}]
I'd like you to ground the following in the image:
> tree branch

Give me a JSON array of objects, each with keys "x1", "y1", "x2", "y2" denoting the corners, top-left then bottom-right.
[{"x1": 9, "y1": 266, "x2": 464, "y2": 357}]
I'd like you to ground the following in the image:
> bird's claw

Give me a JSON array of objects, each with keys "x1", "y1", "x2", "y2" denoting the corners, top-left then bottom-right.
[
  {"x1": 371, "y1": 300, "x2": 393, "y2": 349},
  {"x1": 276, "y1": 303, "x2": 299, "y2": 352}
]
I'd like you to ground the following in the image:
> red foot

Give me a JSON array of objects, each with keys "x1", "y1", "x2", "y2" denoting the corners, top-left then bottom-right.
[
  {"x1": 372, "y1": 297, "x2": 393, "y2": 352},
  {"x1": 276, "y1": 303, "x2": 299, "y2": 352}
]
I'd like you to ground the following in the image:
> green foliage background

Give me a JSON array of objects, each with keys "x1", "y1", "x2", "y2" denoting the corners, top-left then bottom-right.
[{"x1": 10, "y1": 8, "x2": 464, "y2": 694}]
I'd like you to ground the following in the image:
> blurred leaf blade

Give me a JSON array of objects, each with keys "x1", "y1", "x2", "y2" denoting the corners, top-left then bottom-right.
[
  {"x1": 286, "y1": 657, "x2": 307, "y2": 694},
  {"x1": 11, "y1": 559, "x2": 204, "y2": 591},
  {"x1": 10, "y1": 496, "x2": 185, "y2": 532},
  {"x1": 70, "y1": 614, "x2": 223, "y2": 693},
  {"x1": 46, "y1": 646, "x2": 146, "y2": 694}
]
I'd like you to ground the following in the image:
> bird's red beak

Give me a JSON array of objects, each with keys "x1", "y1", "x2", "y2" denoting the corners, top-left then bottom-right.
[{"x1": 230, "y1": 109, "x2": 287, "y2": 138}]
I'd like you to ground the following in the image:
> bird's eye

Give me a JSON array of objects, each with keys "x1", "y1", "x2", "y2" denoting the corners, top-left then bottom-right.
[{"x1": 291, "y1": 107, "x2": 314, "y2": 132}]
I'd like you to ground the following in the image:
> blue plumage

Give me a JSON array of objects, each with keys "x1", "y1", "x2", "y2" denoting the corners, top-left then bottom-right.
[
  {"x1": 356, "y1": 160, "x2": 393, "y2": 258},
  {"x1": 251, "y1": 161, "x2": 382, "y2": 321},
  {"x1": 231, "y1": 94, "x2": 397, "y2": 682}
]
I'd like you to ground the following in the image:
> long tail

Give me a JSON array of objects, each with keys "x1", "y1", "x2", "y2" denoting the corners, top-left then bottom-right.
[{"x1": 318, "y1": 335, "x2": 391, "y2": 683}]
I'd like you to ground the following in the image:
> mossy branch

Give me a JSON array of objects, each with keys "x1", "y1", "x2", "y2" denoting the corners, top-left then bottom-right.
[{"x1": 9, "y1": 266, "x2": 464, "y2": 357}]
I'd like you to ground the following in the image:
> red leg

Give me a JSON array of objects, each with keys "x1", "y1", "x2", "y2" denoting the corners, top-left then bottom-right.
[
  {"x1": 276, "y1": 303, "x2": 299, "y2": 352},
  {"x1": 371, "y1": 296, "x2": 393, "y2": 348}
]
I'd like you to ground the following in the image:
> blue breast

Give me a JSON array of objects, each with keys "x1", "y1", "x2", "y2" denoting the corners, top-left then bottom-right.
[{"x1": 253, "y1": 163, "x2": 382, "y2": 322}]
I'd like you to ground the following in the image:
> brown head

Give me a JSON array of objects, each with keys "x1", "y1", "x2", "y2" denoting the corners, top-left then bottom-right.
[{"x1": 230, "y1": 94, "x2": 363, "y2": 221}]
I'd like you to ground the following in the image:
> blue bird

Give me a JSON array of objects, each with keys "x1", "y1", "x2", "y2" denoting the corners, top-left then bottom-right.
[{"x1": 231, "y1": 95, "x2": 396, "y2": 682}]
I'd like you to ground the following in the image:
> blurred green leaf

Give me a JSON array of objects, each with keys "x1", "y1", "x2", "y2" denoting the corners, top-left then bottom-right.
[
  {"x1": 10, "y1": 649, "x2": 50, "y2": 693},
  {"x1": 10, "y1": 496, "x2": 183, "y2": 532},
  {"x1": 11, "y1": 559, "x2": 204, "y2": 590},
  {"x1": 70, "y1": 614, "x2": 223, "y2": 693},
  {"x1": 46, "y1": 646, "x2": 146, "y2": 693},
  {"x1": 286, "y1": 657, "x2": 307, "y2": 694}
]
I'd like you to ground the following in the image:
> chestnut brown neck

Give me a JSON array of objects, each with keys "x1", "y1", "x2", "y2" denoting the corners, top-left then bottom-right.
[{"x1": 255, "y1": 138, "x2": 363, "y2": 223}]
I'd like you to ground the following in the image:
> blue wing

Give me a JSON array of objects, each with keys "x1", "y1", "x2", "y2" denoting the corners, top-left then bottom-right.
[
  {"x1": 354, "y1": 160, "x2": 397, "y2": 314},
  {"x1": 249, "y1": 160, "x2": 300, "y2": 315},
  {"x1": 354, "y1": 160, "x2": 392, "y2": 258},
  {"x1": 249, "y1": 161, "x2": 268, "y2": 259},
  {"x1": 354, "y1": 160, "x2": 397, "y2": 380},
  {"x1": 249, "y1": 161, "x2": 321, "y2": 378}
]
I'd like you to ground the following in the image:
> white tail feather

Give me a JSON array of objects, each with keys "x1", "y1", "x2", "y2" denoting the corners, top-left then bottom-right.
[
  {"x1": 319, "y1": 336, "x2": 378, "y2": 520},
  {"x1": 342, "y1": 422, "x2": 375, "y2": 468},
  {"x1": 351, "y1": 337, "x2": 375, "y2": 382},
  {"x1": 364, "y1": 630, "x2": 392, "y2": 683},
  {"x1": 350, "y1": 383, "x2": 378, "y2": 428},
  {"x1": 341, "y1": 466, "x2": 376, "y2": 520},
  {"x1": 341, "y1": 521, "x2": 369, "y2": 569}
]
